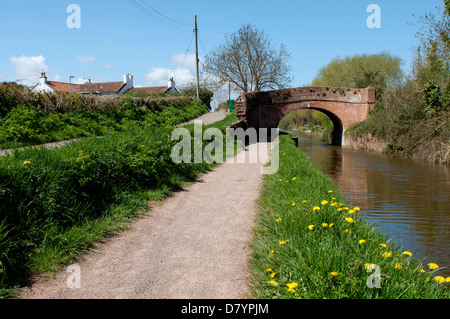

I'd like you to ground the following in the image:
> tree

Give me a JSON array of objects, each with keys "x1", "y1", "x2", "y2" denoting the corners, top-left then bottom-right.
[
  {"x1": 204, "y1": 24, "x2": 293, "y2": 93},
  {"x1": 311, "y1": 53, "x2": 404, "y2": 93}
]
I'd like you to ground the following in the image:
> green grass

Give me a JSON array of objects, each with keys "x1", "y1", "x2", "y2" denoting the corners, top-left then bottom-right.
[
  {"x1": 249, "y1": 134, "x2": 449, "y2": 299},
  {"x1": 0, "y1": 112, "x2": 239, "y2": 298}
]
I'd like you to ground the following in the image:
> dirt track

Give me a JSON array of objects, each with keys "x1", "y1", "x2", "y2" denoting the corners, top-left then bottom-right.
[{"x1": 18, "y1": 112, "x2": 273, "y2": 299}]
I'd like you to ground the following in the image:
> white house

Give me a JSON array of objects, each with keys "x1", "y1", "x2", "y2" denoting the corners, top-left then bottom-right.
[{"x1": 32, "y1": 72, "x2": 134, "y2": 95}]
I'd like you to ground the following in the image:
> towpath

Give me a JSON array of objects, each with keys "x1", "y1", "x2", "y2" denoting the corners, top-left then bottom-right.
[{"x1": 18, "y1": 111, "x2": 273, "y2": 299}]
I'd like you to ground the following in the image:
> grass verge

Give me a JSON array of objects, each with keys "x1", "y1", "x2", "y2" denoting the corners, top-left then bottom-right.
[
  {"x1": 249, "y1": 134, "x2": 449, "y2": 299},
  {"x1": 0, "y1": 113, "x2": 239, "y2": 298}
]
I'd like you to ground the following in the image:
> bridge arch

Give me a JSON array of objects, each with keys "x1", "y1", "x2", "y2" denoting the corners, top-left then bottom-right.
[{"x1": 235, "y1": 86, "x2": 376, "y2": 146}]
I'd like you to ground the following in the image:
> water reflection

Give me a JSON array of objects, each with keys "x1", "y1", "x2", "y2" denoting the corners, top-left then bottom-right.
[{"x1": 296, "y1": 132, "x2": 450, "y2": 276}]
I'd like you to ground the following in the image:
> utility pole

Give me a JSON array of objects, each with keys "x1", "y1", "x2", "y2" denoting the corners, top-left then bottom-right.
[{"x1": 194, "y1": 15, "x2": 200, "y2": 100}]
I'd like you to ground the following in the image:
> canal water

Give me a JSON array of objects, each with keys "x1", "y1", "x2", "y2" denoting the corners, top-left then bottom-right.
[{"x1": 295, "y1": 131, "x2": 450, "y2": 277}]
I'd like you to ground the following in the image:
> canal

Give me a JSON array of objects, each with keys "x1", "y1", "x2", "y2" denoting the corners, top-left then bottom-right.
[{"x1": 295, "y1": 131, "x2": 450, "y2": 277}]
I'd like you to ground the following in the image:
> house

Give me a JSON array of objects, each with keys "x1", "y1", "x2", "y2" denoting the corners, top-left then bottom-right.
[
  {"x1": 32, "y1": 72, "x2": 134, "y2": 96},
  {"x1": 32, "y1": 73, "x2": 178, "y2": 96},
  {"x1": 129, "y1": 78, "x2": 178, "y2": 95}
]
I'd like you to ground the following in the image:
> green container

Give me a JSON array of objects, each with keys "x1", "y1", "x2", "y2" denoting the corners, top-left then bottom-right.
[{"x1": 228, "y1": 100, "x2": 235, "y2": 112}]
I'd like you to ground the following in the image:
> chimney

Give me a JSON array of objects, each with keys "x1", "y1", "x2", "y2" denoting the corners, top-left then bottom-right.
[
  {"x1": 123, "y1": 74, "x2": 134, "y2": 91},
  {"x1": 39, "y1": 71, "x2": 47, "y2": 85}
]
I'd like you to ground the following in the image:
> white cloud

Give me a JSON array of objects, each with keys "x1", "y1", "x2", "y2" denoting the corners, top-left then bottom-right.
[
  {"x1": 171, "y1": 53, "x2": 204, "y2": 71},
  {"x1": 145, "y1": 66, "x2": 196, "y2": 88},
  {"x1": 77, "y1": 55, "x2": 95, "y2": 64},
  {"x1": 10, "y1": 55, "x2": 49, "y2": 86}
]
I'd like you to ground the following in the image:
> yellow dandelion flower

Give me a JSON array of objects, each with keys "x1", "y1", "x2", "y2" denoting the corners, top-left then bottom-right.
[
  {"x1": 313, "y1": 206, "x2": 320, "y2": 211},
  {"x1": 354, "y1": 207, "x2": 360, "y2": 211},
  {"x1": 343, "y1": 229, "x2": 350, "y2": 233},
  {"x1": 270, "y1": 250, "x2": 275, "y2": 254},
  {"x1": 276, "y1": 218, "x2": 282, "y2": 222},
  {"x1": 337, "y1": 208, "x2": 343, "y2": 212},
  {"x1": 328, "y1": 190, "x2": 333, "y2": 193},
  {"x1": 428, "y1": 263, "x2": 439, "y2": 270},
  {"x1": 322, "y1": 223, "x2": 328, "y2": 227},
  {"x1": 359, "y1": 239, "x2": 366, "y2": 244},
  {"x1": 446, "y1": 277, "x2": 450, "y2": 283},
  {"x1": 292, "y1": 202, "x2": 296, "y2": 207},
  {"x1": 345, "y1": 217, "x2": 354, "y2": 223},
  {"x1": 321, "y1": 200, "x2": 328, "y2": 205},
  {"x1": 401, "y1": 251, "x2": 412, "y2": 257},
  {"x1": 379, "y1": 243, "x2": 387, "y2": 248},
  {"x1": 308, "y1": 225, "x2": 314, "y2": 230},
  {"x1": 395, "y1": 263, "x2": 403, "y2": 269},
  {"x1": 365, "y1": 263, "x2": 376, "y2": 270},
  {"x1": 330, "y1": 202, "x2": 338, "y2": 207},
  {"x1": 343, "y1": 207, "x2": 349, "y2": 211},
  {"x1": 329, "y1": 223, "x2": 335, "y2": 227},
  {"x1": 23, "y1": 160, "x2": 31, "y2": 164},
  {"x1": 292, "y1": 177, "x2": 297, "y2": 181},
  {"x1": 348, "y1": 210, "x2": 355, "y2": 214},
  {"x1": 434, "y1": 276, "x2": 446, "y2": 283},
  {"x1": 330, "y1": 272, "x2": 339, "y2": 277},
  {"x1": 278, "y1": 179, "x2": 282, "y2": 182},
  {"x1": 268, "y1": 280, "x2": 277, "y2": 286},
  {"x1": 286, "y1": 282, "x2": 298, "y2": 292},
  {"x1": 420, "y1": 269, "x2": 426, "y2": 273},
  {"x1": 285, "y1": 180, "x2": 289, "y2": 183},
  {"x1": 270, "y1": 272, "x2": 277, "y2": 278},
  {"x1": 302, "y1": 200, "x2": 307, "y2": 204},
  {"x1": 266, "y1": 268, "x2": 272, "y2": 272},
  {"x1": 382, "y1": 252, "x2": 392, "y2": 258}
]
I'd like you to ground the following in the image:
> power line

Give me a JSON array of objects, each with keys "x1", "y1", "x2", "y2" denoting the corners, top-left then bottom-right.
[
  {"x1": 128, "y1": 0, "x2": 192, "y2": 32},
  {"x1": 174, "y1": 30, "x2": 195, "y2": 81},
  {"x1": 138, "y1": 0, "x2": 191, "y2": 29}
]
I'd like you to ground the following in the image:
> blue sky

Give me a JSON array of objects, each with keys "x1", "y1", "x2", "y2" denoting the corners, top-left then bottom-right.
[{"x1": 0, "y1": 0, "x2": 445, "y2": 103}]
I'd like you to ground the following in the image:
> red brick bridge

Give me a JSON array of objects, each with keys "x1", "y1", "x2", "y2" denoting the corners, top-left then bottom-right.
[{"x1": 235, "y1": 86, "x2": 376, "y2": 145}]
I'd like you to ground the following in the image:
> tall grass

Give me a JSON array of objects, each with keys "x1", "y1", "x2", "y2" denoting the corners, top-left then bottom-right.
[
  {"x1": 249, "y1": 135, "x2": 449, "y2": 299},
  {"x1": 0, "y1": 112, "x2": 238, "y2": 297}
]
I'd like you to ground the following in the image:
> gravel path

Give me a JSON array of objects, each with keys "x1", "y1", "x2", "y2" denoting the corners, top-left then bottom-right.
[{"x1": 18, "y1": 112, "x2": 273, "y2": 299}]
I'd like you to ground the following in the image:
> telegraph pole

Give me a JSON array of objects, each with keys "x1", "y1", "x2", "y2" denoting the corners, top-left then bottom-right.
[{"x1": 194, "y1": 15, "x2": 200, "y2": 100}]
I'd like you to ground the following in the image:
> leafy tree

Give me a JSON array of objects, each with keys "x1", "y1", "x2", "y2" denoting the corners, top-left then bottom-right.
[
  {"x1": 311, "y1": 53, "x2": 403, "y2": 93},
  {"x1": 204, "y1": 24, "x2": 293, "y2": 93}
]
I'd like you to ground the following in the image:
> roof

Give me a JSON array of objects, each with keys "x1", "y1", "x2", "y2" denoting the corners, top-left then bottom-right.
[
  {"x1": 129, "y1": 86, "x2": 169, "y2": 95},
  {"x1": 46, "y1": 81, "x2": 125, "y2": 94}
]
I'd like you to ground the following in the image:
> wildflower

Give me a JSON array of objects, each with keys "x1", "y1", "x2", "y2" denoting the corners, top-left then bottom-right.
[
  {"x1": 379, "y1": 243, "x2": 387, "y2": 248},
  {"x1": 266, "y1": 268, "x2": 272, "y2": 272},
  {"x1": 354, "y1": 207, "x2": 360, "y2": 211},
  {"x1": 330, "y1": 272, "x2": 339, "y2": 277},
  {"x1": 427, "y1": 263, "x2": 439, "y2": 270},
  {"x1": 328, "y1": 190, "x2": 333, "y2": 193},
  {"x1": 270, "y1": 272, "x2": 277, "y2": 278},
  {"x1": 321, "y1": 200, "x2": 328, "y2": 205},
  {"x1": 337, "y1": 208, "x2": 343, "y2": 212},
  {"x1": 302, "y1": 200, "x2": 307, "y2": 204},
  {"x1": 23, "y1": 160, "x2": 31, "y2": 165},
  {"x1": 292, "y1": 177, "x2": 297, "y2": 181},
  {"x1": 343, "y1": 229, "x2": 350, "y2": 233},
  {"x1": 278, "y1": 179, "x2": 282, "y2": 182},
  {"x1": 329, "y1": 223, "x2": 334, "y2": 227},
  {"x1": 434, "y1": 276, "x2": 446, "y2": 283},
  {"x1": 359, "y1": 239, "x2": 366, "y2": 244},
  {"x1": 268, "y1": 280, "x2": 277, "y2": 287},
  {"x1": 276, "y1": 218, "x2": 282, "y2": 222},
  {"x1": 308, "y1": 225, "x2": 314, "y2": 230},
  {"x1": 279, "y1": 240, "x2": 289, "y2": 245},
  {"x1": 292, "y1": 202, "x2": 296, "y2": 207},
  {"x1": 343, "y1": 207, "x2": 349, "y2": 211},
  {"x1": 348, "y1": 210, "x2": 355, "y2": 214},
  {"x1": 345, "y1": 217, "x2": 354, "y2": 223},
  {"x1": 420, "y1": 269, "x2": 426, "y2": 273},
  {"x1": 270, "y1": 250, "x2": 275, "y2": 254},
  {"x1": 401, "y1": 251, "x2": 412, "y2": 257},
  {"x1": 322, "y1": 223, "x2": 328, "y2": 227},
  {"x1": 313, "y1": 206, "x2": 320, "y2": 211},
  {"x1": 395, "y1": 263, "x2": 403, "y2": 269},
  {"x1": 446, "y1": 277, "x2": 450, "y2": 283},
  {"x1": 285, "y1": 180, "x2": 289, "y2": 183},
  {"x1": 382, "y1": 252, "x2": 392, "y2": 258},
  {"x1": 365, "y1": 263, "x2": 376, "y2": 270},
  {"x1": 330, "y1": 202, "x2": 338, "y2": 207},
  {"x1": 286, "y1": 282, "x2": 298, "y2": 292}
]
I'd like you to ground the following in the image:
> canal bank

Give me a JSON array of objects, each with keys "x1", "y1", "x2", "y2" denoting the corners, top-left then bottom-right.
[
  {"x1": 295, "y1": 131, "x2": 450, "y2": 278},
  {"x1": 249, "y1": 134, "x2": 449, "y2": 299}
]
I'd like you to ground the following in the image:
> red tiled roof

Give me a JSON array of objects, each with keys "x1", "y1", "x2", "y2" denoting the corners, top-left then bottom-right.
[{"x1": 47, "y1": 81, "x2": 125, "y2": 94}]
